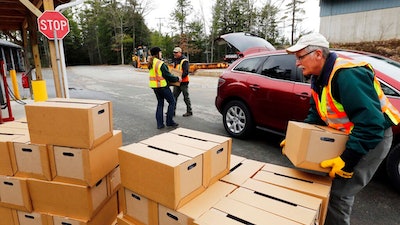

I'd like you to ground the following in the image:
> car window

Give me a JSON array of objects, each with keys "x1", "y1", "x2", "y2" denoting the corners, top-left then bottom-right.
[
  {"x1": 233, "y1": 57, "x2": 265, "y2": 74},
  {"x1": 380, "y1": 82, "x2": 400, "y2": 97},
  {"x1": 260, "y1": 54, "x2": 300, "y2": 81}
]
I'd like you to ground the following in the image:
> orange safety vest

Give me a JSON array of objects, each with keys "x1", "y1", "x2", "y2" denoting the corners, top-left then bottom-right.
[
  {"x1": 175, "y1": 58, "x2": 189, "y2": 82},
  {"x1": 149, "y1": 58, "x2": 167, "y2": 88},
  {"x1": 312, "y1": 58, "x2": 400, "y2": 134}
]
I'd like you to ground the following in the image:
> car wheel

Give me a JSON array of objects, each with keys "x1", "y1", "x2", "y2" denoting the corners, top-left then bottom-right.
[
  {"x1": 222, "y1": 100, "x2": 254, "y2": 138},
  {"x1": 386, "y1": 143, "x2": 400, "y2": 192}
]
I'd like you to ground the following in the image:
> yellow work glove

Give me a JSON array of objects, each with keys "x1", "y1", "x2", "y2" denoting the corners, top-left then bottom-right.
[
  {"x1": 320, "y1": 156, "x2": 353, "y2": 179},
  {"x1": 279, "y1": 139, "x2": 286, "y2": 155}
]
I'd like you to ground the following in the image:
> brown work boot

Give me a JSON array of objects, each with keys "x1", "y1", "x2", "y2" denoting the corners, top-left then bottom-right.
[{"x1": 182, "y1": 112, "x2": 193, "y2": 117}]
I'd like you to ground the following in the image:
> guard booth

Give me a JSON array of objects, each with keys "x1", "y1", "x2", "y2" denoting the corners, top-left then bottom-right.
[{"x1": 0, "y1": 39, "x2": 26, "y2": 122}]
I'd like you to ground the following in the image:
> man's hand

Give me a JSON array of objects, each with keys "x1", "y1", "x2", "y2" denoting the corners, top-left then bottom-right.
[
  {"x1": 280, "y1": 139, "x2": 286, "y2": 155},
  {"x1": 320, "y1": 156, "x2": 353, "y2": 178}
]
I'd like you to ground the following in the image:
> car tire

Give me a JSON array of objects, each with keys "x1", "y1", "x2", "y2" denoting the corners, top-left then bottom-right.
[
  {"x1": 386, "y1": 143, "x2": 400, "y2": 192},
  {"x1": 222, "y1": 100, "x2": 254, "y2": 138}
]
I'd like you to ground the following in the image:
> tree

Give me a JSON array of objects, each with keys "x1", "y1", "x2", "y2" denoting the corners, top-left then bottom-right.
[
  {"x1": 170, "y1": 0, "x2": 193, "y2": 36},
  {"x1": 255, "y1": 2, "x2": 280, "y2": 46},
  {"x1": 284, "y1": 0, "x2": 305, "y2": 44}
]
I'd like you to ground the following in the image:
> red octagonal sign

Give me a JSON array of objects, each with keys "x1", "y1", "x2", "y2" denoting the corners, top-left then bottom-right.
[{"x1": 38, "y1": 11, "x2": 70, "y2": 40}]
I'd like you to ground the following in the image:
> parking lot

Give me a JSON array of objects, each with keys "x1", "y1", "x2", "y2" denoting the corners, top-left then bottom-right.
[{"x1": 10, "y1": 65, "x2": 400, "y2": 224}]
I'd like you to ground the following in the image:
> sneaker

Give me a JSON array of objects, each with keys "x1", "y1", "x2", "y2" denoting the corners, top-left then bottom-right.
[
  {"x1": 182, "y1": 112, "x2": 193, "y2": 117},
  {"x1": 157, "y1": 125, "x2": 165, "y2": 129},
  {"x1": 166, "y1": 122, "x2": 179, "y2": 127}
]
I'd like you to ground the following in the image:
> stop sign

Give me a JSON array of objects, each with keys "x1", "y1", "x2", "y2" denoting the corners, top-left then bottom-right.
[{"x1": 38, "y1": 11, "x2": 70, "y2": 40}]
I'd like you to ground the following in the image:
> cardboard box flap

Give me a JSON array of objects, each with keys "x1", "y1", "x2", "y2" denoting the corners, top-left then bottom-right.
[
  {"x1": 119, "y1": 143, "x2": 192, "y2": 167},
  {"x1": 229, "y1": 154, "x2": 246, "y2": 170},
  {"x1": 140, "y1": 136, "x2": 204, "y2": 158},
  {"x1": 171, "y1": 128, "x2": 231, "y2": 143},
  {"x1": 220, "y1": 159, "x2": 265, "y2": 186},
  {"x1": 242, "y1": 178, "x2": 322, "y2": 211},
  {"x1": 212, "y1": 197, "x2": 301, "y2": 225},
  {"x1": 153, "y1": 133, "x2": 219, "y2": 150},
  {"x1": 253, "y1": 170, "x2": 330, "y2": 197},
  {"x1": 26, "y1": 101, "x2": 98, "y2": 110},
  {"x1": 46, "y1": 98, "x2": 110, "y2": 105},
  {"x1": 262, "y1": 163, "x2": 332, "y2": 186},
  {"x1": 228, "y1": 187, "x2": 316, "y2": 225},
  {"x1": 178, "y1": 181, "x2": 238, "y2": 219}
]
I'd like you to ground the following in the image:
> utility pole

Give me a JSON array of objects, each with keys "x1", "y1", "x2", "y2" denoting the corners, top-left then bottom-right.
[{"x1": 156, "y1": 17, "x2": 165, "y2": 34}]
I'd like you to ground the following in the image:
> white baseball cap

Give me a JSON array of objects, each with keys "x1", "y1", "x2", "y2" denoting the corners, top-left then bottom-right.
[
  {"x1": 173, "y1": 47, "x2": 182, "y2": 53},
  {"x1": 286, "y1": 33, "x2": 329, "y2": 53}
]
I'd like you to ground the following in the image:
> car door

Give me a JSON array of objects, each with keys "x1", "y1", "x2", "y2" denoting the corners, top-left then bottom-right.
[{"x1": 246, "y1": 54, "x2": 310, "y2": 132}]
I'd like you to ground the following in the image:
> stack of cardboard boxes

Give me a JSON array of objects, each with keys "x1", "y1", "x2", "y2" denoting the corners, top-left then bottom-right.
[
  {"x1": 0, "y1": 98, "x2": 122, "y2": 225},
  {"x1": 1, "y1": 98, "x2": 344, "y2": 225},
  {"x1": 117, "y1": 125, "x2": 337, "y2": 225}
]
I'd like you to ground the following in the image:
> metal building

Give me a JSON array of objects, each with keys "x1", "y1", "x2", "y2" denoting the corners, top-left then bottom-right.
[{"x1": 319, "y1": 0, "x2": 400, "y2": 42}]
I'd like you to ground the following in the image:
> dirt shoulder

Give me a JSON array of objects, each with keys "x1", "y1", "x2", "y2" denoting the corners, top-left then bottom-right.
[{"x1": 331, "y1": 39, "x2": 400, "y2": 62}]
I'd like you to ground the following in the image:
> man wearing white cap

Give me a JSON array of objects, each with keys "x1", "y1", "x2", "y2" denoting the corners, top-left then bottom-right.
[
  {"x1": 172, "y1": 46, "x2": 193, "y2": 117},
  {"x1": 285, "y1": 33, "x2": 400, "y2": 225}
]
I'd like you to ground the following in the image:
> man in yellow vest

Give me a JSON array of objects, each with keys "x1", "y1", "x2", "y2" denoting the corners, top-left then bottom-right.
[
  {"x1": 148, "y1": 47, "x2": 180, "y2": 129},
  {"x1": 172, "y1": 47, "x2": 192, "y2": 117},
  {"x1": 285, "y1": 33, "x2": 400, "y2": 225}
]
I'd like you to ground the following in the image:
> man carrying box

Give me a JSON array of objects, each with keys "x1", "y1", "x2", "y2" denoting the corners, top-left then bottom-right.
[{"x1": 283, "y1": 33, "x2": 400, "y2": 225}]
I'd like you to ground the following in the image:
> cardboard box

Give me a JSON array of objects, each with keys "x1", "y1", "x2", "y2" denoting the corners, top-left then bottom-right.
[
  {"x1": 0, "y1": 133, "x2": 25, "y2": 176},
  {"x1": 122, "y1": 188, "x2": 158, "y2": 225},
  {"x1": 12, "y1": 135, "x2": 52, "y2": 181},
  {"x1": 0, "y1": 206, "x2": 17, "y2": 225},
  {"x1": 49, "y1": 130, "x2": 122, "y2": 187},
  {"x1": 0, "y1": 121, "x2": 28, "y2": 130},
  {"x1": 107, "y1": 165, "x2": 121, "y2": 196},
  {"x1": 142, "y1": 132, "x2": 230, "y2": 187},
  {"x1": 220, "y1": 159, "x2": 264, "y2": 186},
  {"x1": 242, "y1": 178, "x2": 322, "y2": 224},
  {"x1": 117, "y1": 212, "x2": 139, "y2": 225},
  {"x1": 25, "y1": 100, "x2": 113, "y2": 149},
  {"x1": 253, "y1": 164, "x2": 331, "y2": 225},
  {"x1": 170, "y1": 128, "x2": 232, "y2": 154},
  {"x1": 0, "y1": 175, "x2": 32, "y2": 212},
  {"x1": 194, "y1": 197, "x2": 301, "y2": 225},
  {"x1": 229, "y1": 154, "x2": 246, "y2": 170},
  {"x1": 166, "y1": 181, "x2": 238, "y2": 225},
  {"x1": 16, "y1": 211, "x2": 50, "y2": 225},
  {"x1": 284, "y1": 121, "x2": 348, "y2": 172},
  {"x1": 0, "y1": 127, "x2": 29, "y2": 135},
  {"x1": 119, "y1": 142, "x2": 204, "y2": 209},
  {"x1": 229, "y1": 182, "x2": 318, "y2": 225},
  {"x1": 27, "y1": 177, "x2": 108, "y2": 220},
  {"x1": 47, "y1": 193, "x2": 118, "y2": 225}
]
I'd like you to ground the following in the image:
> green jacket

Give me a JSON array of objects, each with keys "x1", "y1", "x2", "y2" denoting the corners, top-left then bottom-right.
[{"x1": 305, "y1": 53, "x2": 394, "y2": 167}]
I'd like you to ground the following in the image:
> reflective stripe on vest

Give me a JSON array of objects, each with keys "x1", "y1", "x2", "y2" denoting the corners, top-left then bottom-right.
[
  {"x1": 312, "y1": 58, "x2": 400, "y2": 134},
  {"x1": 149, "y1": 58, "x2": 167, "y2": 88},
  {"x1": 175, "y1": 58, "x2": 189, "y2": 82}
]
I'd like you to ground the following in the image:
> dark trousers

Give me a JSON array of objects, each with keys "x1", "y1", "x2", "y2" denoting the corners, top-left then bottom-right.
[
  {"x1": 173, "y1": 83, "x2": 192, "y2": 113},
  {"x1": 153, "y1": 87, "x2": 176, "y2": 128}
]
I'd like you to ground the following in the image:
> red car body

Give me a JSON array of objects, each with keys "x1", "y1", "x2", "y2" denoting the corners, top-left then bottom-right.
[{"x1": 215, "y1": 49, "x2": 400, "y2": 192}]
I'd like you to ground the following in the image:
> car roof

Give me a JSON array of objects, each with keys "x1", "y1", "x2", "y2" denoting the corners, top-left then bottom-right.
[{"x1": 240, "y1": 48, "x2": 400, "y2": 89}]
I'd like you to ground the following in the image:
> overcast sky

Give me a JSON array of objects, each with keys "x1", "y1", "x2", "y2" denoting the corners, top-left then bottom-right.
[{"x1": 144, "y1": 0, "x2": 320, "y2": 37}]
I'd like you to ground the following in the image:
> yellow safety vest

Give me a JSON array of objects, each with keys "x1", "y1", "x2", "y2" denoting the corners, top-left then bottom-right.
[
  {"x1": 312, "y1": 58, "x2": 400, "y2": 134},
  {"x1": 149, "y1": 58, "x2": 167, "y2": 88},
  {"x1": 175, "y1": 58, "x2": 189, "y2": 82}
]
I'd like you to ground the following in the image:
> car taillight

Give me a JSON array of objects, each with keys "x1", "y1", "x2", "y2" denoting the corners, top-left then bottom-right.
[{"x1": 217, "y1": 78, "x2": 226, "y2": 87}]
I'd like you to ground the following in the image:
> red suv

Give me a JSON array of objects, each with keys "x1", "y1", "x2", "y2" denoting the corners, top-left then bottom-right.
[{"x1": 215, "y1": 49, "x2": 400, "y2": 192}]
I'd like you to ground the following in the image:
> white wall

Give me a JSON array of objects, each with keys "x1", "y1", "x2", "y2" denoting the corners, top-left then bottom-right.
[{"x1": 319, "y1": 7, "x2": 400, "y2": 43}]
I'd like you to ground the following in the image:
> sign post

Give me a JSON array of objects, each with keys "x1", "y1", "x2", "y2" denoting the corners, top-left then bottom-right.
[{"x1": 37, "y1": 11, "x2": 70, "y2": 98}]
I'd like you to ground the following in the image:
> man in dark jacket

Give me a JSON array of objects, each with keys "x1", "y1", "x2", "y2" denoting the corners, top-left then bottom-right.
[{"x1": 172, "y1": 47, "x2": 192, "y2": 117}]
